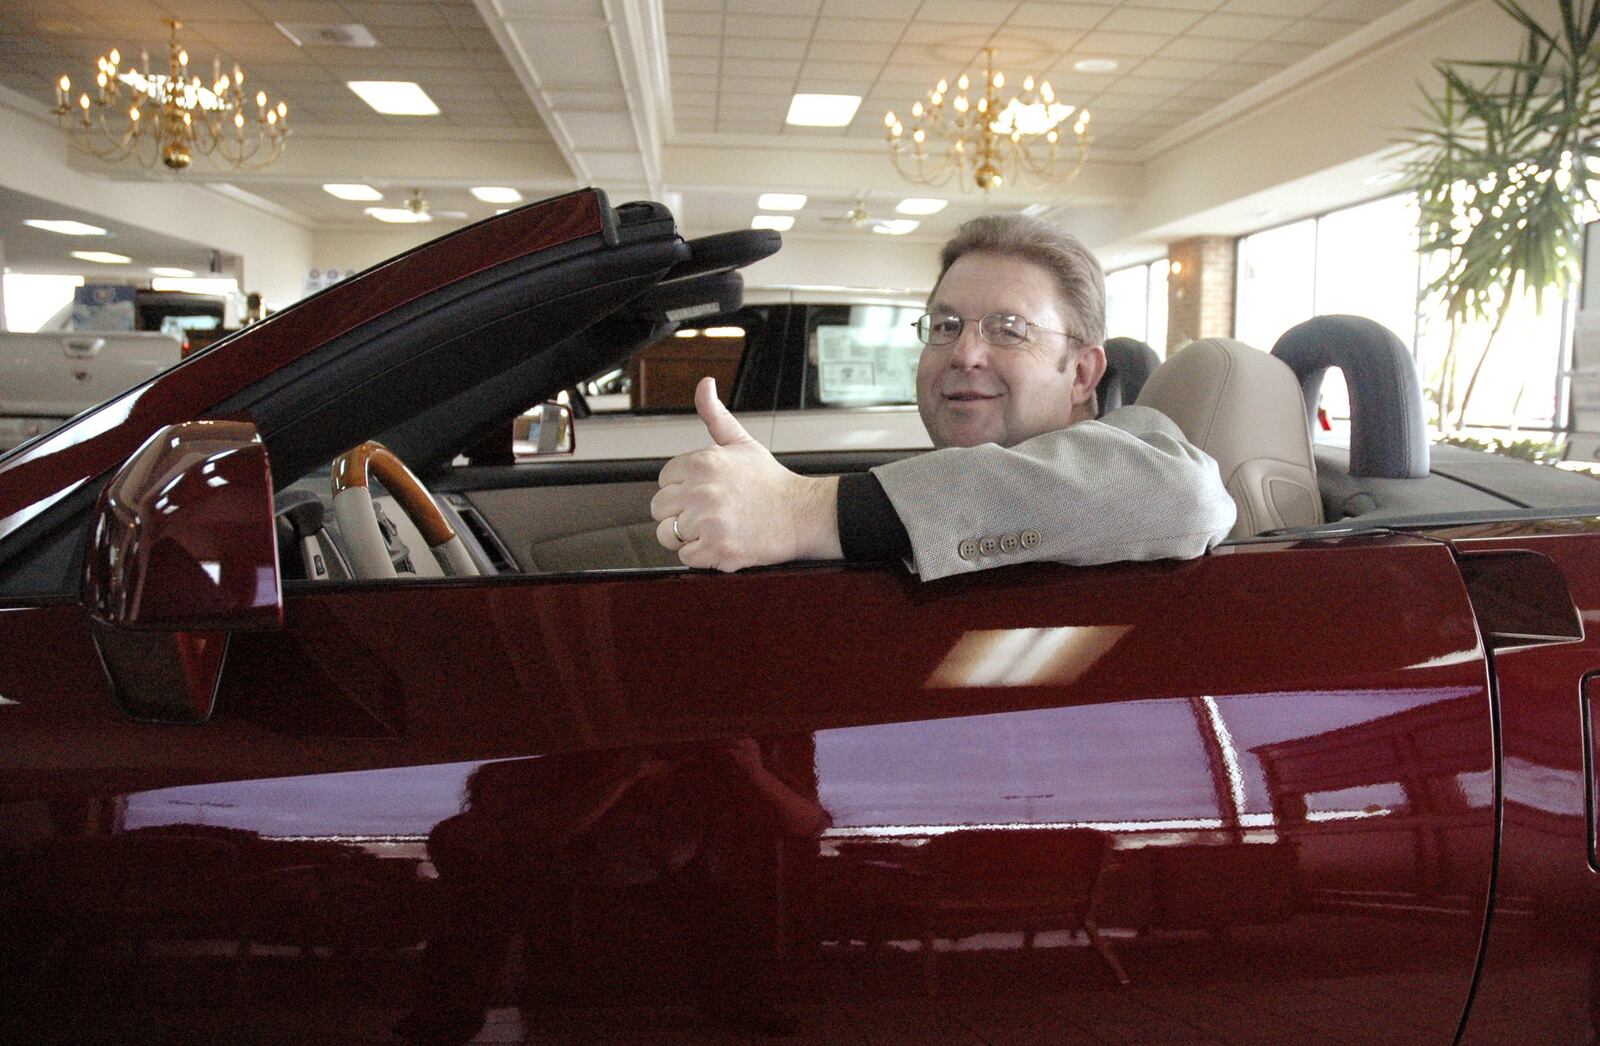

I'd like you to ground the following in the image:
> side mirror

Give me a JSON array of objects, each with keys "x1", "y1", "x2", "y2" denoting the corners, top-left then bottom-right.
[
  {"x1": 512, "y1": 400, "x2": 576, "y2": 457},
  {"x1": 85, "y1": 419, "x2": 282, "y2": 723}
]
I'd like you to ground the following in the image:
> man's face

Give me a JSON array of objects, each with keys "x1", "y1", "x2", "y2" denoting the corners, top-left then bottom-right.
[{"x1": 916, "y1": 251, "x2": 1103, "y2": 448}]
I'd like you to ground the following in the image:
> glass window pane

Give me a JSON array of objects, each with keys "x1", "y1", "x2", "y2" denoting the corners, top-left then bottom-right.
[
  {"x1": 806, "y1": 304, "x2": 923, "y2": 407},
  {"x1": 1104, "y1": 265, "x2": 1149, "y2": 343},
  {"x1": 1235, "y1": 220, "x2": 1316, "y2": 351},
  {"x1": 1314, "y1": 194, "x2": 1421, "y2": 355},
  {"x1": 1148, "y1": 261, "x2": 1169, "y2": 356}
]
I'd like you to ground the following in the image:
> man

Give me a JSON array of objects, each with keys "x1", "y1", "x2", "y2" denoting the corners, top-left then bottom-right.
[{"x1": 650, "y1": 214, "x2": 1235, "y2": 580}]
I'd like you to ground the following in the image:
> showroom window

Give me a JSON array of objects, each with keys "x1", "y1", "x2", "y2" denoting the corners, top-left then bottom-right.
[
  {"x1": 2, "y1": 273, "x2": 83, "y2": 333},
  {"x1": 1103, "y1": 258, "x2": 1169, "y2": 353},
  {"x1": 1234, "y1": 192, "x2": 1576, "y2": 432}
]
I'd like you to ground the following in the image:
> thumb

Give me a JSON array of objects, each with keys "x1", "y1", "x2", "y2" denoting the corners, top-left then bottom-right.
[{"x1": 695, "y1": 376, "x2": 752, "y2": 447}]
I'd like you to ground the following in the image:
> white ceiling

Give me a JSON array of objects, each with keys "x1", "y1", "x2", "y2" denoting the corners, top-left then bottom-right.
[{"x1": 0, "y1": 0, "x2": 1497, "y2": 277}]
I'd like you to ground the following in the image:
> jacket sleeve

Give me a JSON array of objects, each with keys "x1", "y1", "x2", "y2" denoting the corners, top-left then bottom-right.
[{"x1": 869, "y1": 405, "x2": 1237, "y2": 581}]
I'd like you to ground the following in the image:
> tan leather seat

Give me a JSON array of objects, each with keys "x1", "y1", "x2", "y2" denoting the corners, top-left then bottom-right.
[{"x1": 1137, "y1": 338, "x2": 1322, "y2": 538}]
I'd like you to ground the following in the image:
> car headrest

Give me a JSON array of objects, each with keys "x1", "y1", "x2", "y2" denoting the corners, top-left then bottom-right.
[
  {"x1": 1271, "y1": 315, "x2": 1429, "y2": 479},
  {"x1": 1099, "y1": 337, "x2": 1161, "y2": 412},
  {"x1": 1138, "y1": 338, "x2": 1322, "y2": 538}
]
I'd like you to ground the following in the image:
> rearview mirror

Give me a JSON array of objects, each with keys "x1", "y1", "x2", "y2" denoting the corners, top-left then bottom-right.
[
  {"x1": 512, "y1": 400, "x2": 575, "y2": 456},
  {"x1": 84, "y1": 419, "x2": 282, "y2": 723}
]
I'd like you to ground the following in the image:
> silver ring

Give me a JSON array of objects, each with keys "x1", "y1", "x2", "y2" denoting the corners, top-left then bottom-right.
[{"x1": 672, "y1": 516, "x2": 685, "y2": 544}]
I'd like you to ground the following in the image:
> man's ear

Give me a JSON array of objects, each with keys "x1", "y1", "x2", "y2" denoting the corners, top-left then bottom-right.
[{"x1": 1070, "y1": 343, "x2": 1108, "y2": 407}]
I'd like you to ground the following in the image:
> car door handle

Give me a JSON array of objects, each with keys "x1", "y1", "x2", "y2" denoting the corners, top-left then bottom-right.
[
  {"x1": 1457, "y1": 549, "x2": 1583, "y2": 649},
  {"x1": 64, "y1": 337, "x2": 105, "y2": 357}
]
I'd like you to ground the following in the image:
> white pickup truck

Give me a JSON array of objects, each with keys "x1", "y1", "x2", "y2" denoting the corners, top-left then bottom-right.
[{"x1": 0, "y1": 329, "x2": 185, "y2": 453}]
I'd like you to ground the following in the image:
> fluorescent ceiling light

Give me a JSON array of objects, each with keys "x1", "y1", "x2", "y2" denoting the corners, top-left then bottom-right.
[
  {"x1": 704, "y1": 326, "x2": 746, "y2": 338},
  {"x1": 71, "y1": 250, "x2": 131, "y2": 264},
  {"x1": 872, "y1": 220, "x2": 920, "y2": 236},
  {"x1": 25, "y1": 219, "x2": 107, "y2": 236},
  {"x1": 757, "y1": 193, "x2": 807, "y2": 211},
  {"x1": 347, "y1": 80, "x2": 439, "y2": 116},
  {"x1": 751, "y1": 215, "x2": 794, "y2": 231},
  {"x1": 323, "y1": 183, "x2": 383, "y2": 201},
  {"x1": 895, "y1": 198, "x2": 947, "y2": 215},
  {"x1": 152, "y1": 277, "x2": 238, "y2": 294},
  {"x1": 364, "y1": 206, "x2": 433, "y2": 223},
  {"x1": 1074, "y1": 58, "x2": 1119, "y2": 74},
  {"x1": 786, "y1": 93, "x2": 861, "y2": 127},
  {"x1": 149, "y1": 266, "x2": 195, "y2": 278},
  {"x1": 470, "y1": 186, "x2": 522, "y2": 204}
]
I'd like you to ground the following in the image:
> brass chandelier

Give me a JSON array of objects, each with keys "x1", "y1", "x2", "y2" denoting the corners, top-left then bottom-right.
[
  {"x1": 884, "y1": 49, "x2": 1089, "y2": 193},
  {"x1": 54, "y1": 20, "x2": 289, "y2": 172}
]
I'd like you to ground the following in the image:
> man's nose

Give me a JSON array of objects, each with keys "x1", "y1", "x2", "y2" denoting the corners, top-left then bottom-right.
[{"x1": 948, "y1": 323, "x2": 989, "y2": 368}]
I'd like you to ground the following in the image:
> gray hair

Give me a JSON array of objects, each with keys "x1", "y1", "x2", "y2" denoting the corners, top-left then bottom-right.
[{"x1": 934, "y1": 214, "x2": 1106, "y2": 346}]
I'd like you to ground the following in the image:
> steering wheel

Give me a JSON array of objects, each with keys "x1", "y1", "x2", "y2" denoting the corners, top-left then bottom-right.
[{"x1": 331, "y1": 441, "x2": 481, "y2": 579}]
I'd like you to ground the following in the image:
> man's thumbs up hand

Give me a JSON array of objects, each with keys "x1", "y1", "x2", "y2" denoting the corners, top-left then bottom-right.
[
  {"x1": 652, "y1": 376, "x2": 841, "y2": 570},
  {"x1": 694, "y1": 377, "x2": 752, "y2": 447}
]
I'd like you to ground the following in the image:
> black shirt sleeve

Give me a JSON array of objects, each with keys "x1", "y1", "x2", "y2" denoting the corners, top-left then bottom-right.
[{"x1": 836, "y1": 471, "x2": 911, "y2": 562}]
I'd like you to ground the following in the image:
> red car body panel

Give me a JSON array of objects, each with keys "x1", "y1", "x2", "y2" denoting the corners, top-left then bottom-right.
[{"x1": 0, "y1": 532, "x2": 1500, "y2": 1040}]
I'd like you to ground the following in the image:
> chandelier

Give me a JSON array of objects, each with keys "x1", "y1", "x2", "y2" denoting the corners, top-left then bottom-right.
[
  {"x1": 54, "y1": 20, "x2": 289, "y2": 172},
  {"x1": 884, "y1": 49, "x2": 1089, "y2": 193}
]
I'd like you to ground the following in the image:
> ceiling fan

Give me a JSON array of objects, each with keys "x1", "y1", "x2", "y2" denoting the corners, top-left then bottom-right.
[
  {"x1": 403, "y1": 189, "x2": 468, "y2": 221},
  {"x1": 820, "y1": 196, "x2": 895, "y2": 231}
]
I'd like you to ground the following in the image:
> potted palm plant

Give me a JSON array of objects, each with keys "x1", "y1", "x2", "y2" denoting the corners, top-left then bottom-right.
[{"x1": 1405, "y1": 0, "x2": 1600, "y2": 431}]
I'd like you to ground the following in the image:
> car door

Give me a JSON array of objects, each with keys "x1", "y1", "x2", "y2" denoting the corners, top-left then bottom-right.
[{"x1": 0, "y1": 521, "x2": 1497, "y2": 1041}]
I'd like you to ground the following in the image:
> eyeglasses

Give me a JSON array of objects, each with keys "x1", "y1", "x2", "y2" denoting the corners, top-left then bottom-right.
[{"x1": 913, "y1": 311, "x2": 1078, "y2": 349}]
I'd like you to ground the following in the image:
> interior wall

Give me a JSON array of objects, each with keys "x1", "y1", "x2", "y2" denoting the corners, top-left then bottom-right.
[
  {"x1": 740, "y1": 234, "x2": 937, "y2": 293},
  {"x1": 0, "y1": 89, "x2": 312, "y2": 310}
]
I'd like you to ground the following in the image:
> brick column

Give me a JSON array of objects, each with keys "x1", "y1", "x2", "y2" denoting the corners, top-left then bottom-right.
[{"x1": 1166, "y1": 236, "x2": 1235, "y2": 351}]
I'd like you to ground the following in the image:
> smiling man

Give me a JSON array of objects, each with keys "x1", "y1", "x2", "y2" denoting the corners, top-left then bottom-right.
[{"x1": 651, "y1": 214, "x2": 1236, "y2": 580}]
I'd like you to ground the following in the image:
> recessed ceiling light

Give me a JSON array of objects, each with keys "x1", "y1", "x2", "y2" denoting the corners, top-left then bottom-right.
[
  {"x1": 364, "y1": 206, "x2": 433, "y2": 224},
  {"x1": 25, "y1": 219, "x2": 107, "y2": 236},
  {"x1": 1074, "y1": 58, "x2": 1119, "y2": 74},
  {"x1": 1364, "y1": 170, "x2": 1404, "y2": 186},
  {"x1": 752, "y1": 215, "x2": 795, "y2": 231},
  {"x1": 785, "y1": 93, "x2": 861, "y2": 127},
  {"x1": 71, "y1": 250, "x2": 130, "y2": 264},
  {"x1": 872, "y1": 219, "x2": 920, "y2": 236},
  {"x1": 149, "y1": 266, "x2": 195, "y2": 278},
  {"x1": 347, "y1": 81, "x2": 440, "y2": 116},
  {"x1": 471, "y1": 186, "x2": 522, "y2": 204},
  {"x1": 757, "y1": 193, "x2": 807, "y2": 211},
  {"x1": 895, "y1": 198, "x2": 947, "y2": 216},
  {"x1": 323, "y1": 183, "x2": 383, "y2": 201}
]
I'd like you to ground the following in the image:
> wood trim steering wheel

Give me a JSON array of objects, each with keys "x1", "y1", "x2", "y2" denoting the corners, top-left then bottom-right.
[{"x1": 331, "y1": 441, "x2": 480, "y2": 578}]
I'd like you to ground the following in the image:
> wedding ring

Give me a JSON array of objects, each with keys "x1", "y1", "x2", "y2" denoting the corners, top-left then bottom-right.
[{"x1": 672, "y1": 516, "x2": 685, "y2": 544}]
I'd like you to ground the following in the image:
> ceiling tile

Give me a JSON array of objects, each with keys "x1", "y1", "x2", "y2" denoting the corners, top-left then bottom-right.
[
  {"x1": 1314, "y1": 0, "x2": 1399, "y2": 18},
  {"x1": 342, "y1": 2, "x2": 447, "y2": 27},
  {"x1": 1098, "y1": 7, "x2": 1204, "y2": 33},
  {"x1": 1073, "y1": 30, "x2": 1168, "y2": 56},
  {"x1": 723, "y1": 14, "x2": 815, "y2": 38},
  {"x1": 1204, "y1": 61, "x2": 1284, "y2": 84},
  {"x1": 1006, "y1": 4, "x2": 1114, "y2": 30},
  {"x1": 916, "y1": 0, "x2": 1023, "y2": 23},
  {"x1": 1130, "y1": 56, "x2": 1221, "y2": 79},
  {"x1": 1155, "y1": 35, "x2": 1252, "y2": 60},
  {"x1": 812, "y1": 40, "x2": 893, "y2": 62},
  {"x1": 666, "y1": 0, "x2": 725, "y2": 10},
  {"x1": 1219, "y1": 0, "x2": 1322, "y2": 12},
  {"x1": 728, "y1": 37, "x2": 807, "y2": 58},
  {"x1": 719, "y1": 74, "x2": 795, "y2": 92},
  {"x1": 668, "y1": 33, "x2": 721, "y2": 56},
  {"x1": 821, "y1": 0, "x2": 919, "y2": 15},
  {"x1": 812, "y1": 18, "x2": 903, "y2": 42},
  {"x1": 667, "y1": 12, "x2": 724, "y2": 35},
  {"x1": 673, "y1": 55, "x2": 722, "y2": 74},
  {"x1": 1271, "y1": 18, "x2": 1360, "y2": 46},
  {"x1": 1187, "y1": 12, "x2": 1294, "y2": 39},
  {"x1": 727, "y1": 0, "x2": 822, "y2": 11},
  {"x1": 722, "y1": 56, "x2": 801, "y2": 77},
  {"x1": 1241, "y1": 40, "x2": 1319, "y2": 64}
]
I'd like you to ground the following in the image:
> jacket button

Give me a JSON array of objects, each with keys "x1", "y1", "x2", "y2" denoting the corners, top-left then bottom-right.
[
  {"x1": 978, "y1": 536, "x2": 999, "y2": 556},
  {"x1": 1000, "y1": 533, "x2": 1019, "y2": 553},
  {"x1": 958, "y1": 538, "x2": 979, "y2": 561},
  {"x1": 1020, "y1": 529, "x2": 1041, "y2": 550}
]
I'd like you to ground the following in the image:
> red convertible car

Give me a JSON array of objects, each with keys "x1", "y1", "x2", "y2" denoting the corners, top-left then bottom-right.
[{"x1": 2, "y1": 188, "x2": 1599, "y2": 1042}]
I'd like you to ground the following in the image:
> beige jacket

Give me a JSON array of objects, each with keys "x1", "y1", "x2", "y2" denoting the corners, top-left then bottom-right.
[{"x1": 871, "y1": 405, "x2": 1237, "y2": 581}]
